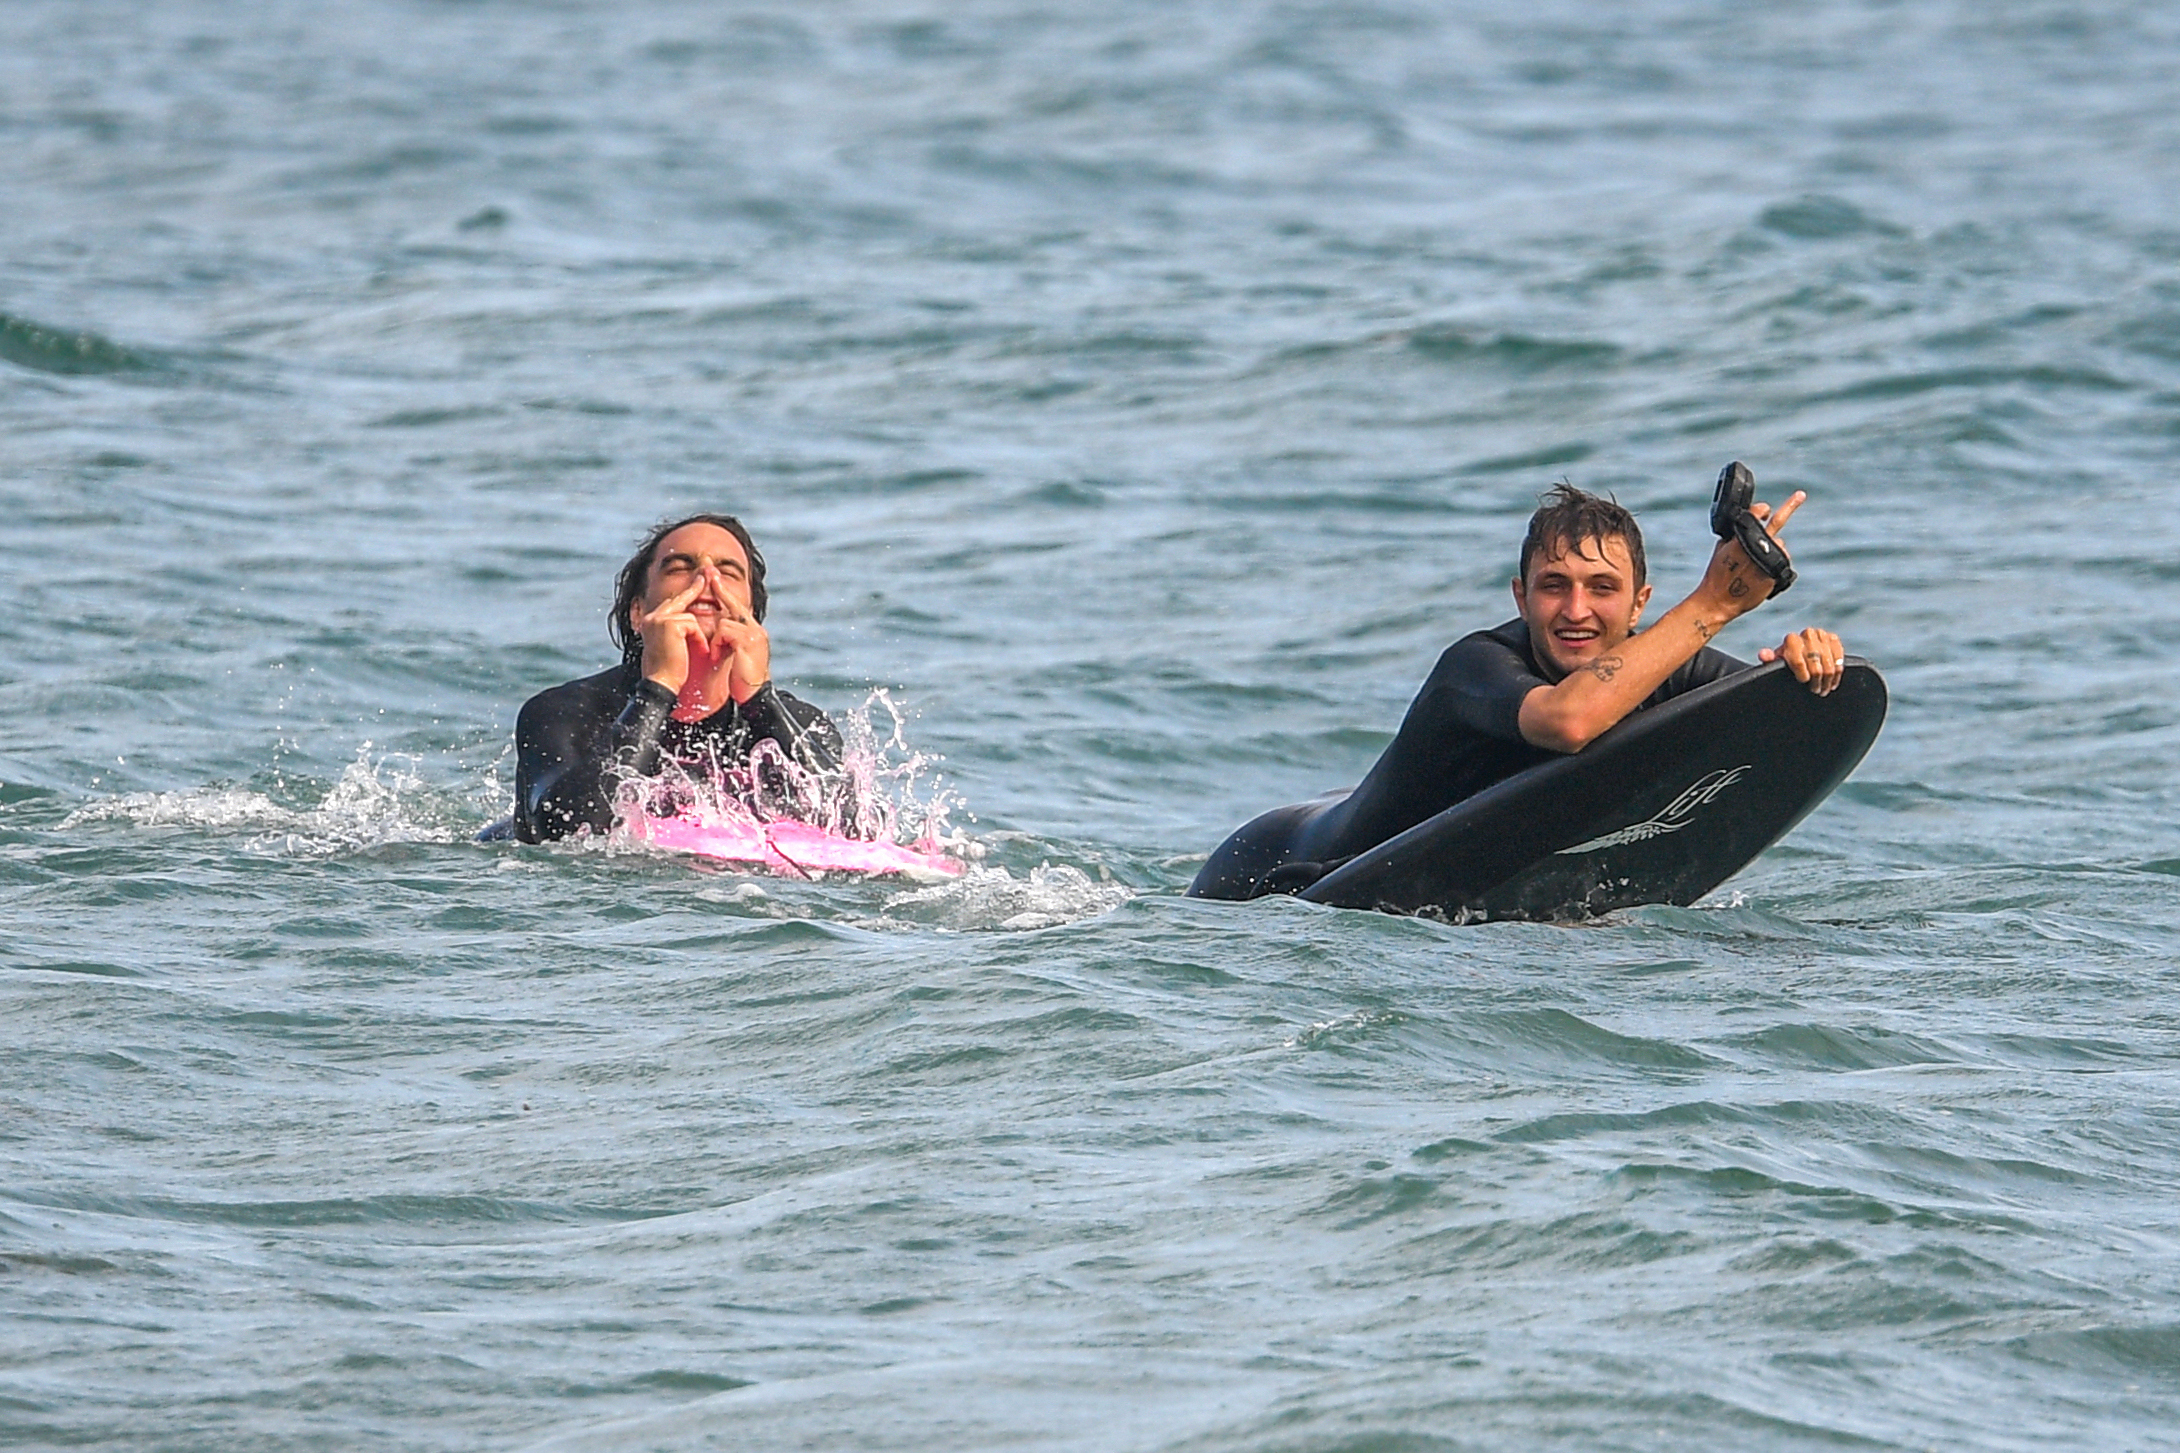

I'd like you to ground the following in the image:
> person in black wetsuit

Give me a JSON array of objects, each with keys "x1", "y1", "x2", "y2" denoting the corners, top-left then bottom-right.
[
  {"x1": 1279, "y1": 482, "x2": 1849, "y2": 874},
  {"x1": 509, "y1": 513, "x2": 847, "y2": 844}
]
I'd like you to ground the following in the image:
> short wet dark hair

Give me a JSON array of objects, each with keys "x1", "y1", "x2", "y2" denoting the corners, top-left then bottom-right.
[
  {"x1": 1519, "y1": 483, "x2": 1645, "y2": 587},
  {"x1": 609, "y1": 513, "x2": 768, "y2": 665}
]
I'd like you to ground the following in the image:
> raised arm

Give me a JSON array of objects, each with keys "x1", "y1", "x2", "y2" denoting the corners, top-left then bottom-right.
[{"x1": 1518, "y1": 492, "x2": 1830, "y2": 752}]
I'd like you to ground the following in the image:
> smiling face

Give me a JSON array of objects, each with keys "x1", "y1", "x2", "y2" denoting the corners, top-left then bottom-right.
[
  {"x1": 634, "y1": 522, "x2": 755, "y2": 643},
  {"x1": 1512, "y1": 532, "x2": 1654, "y2": 679}
]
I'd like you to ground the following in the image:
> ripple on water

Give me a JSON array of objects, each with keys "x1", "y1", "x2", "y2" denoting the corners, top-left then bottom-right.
[{"x1": 7, "y1": 1, "x2": 2180, "y2": 1449}]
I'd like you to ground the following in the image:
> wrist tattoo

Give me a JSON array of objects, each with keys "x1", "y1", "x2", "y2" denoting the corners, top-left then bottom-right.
[
  {"x1": 1728, "y1": 576, "x2": 1750, "y2": 598},
  {"x1": 1586, "y1": 654, "x2": 1625, "y2": 683}
]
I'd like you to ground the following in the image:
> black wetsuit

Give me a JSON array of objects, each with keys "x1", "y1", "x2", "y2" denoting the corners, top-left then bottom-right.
[
  {"x1": 1292, "y1": 618, "x2": 1749, "y2": 865},
  {"x1": 513, "y1": 660, "x2": 844, "y2": 844}
]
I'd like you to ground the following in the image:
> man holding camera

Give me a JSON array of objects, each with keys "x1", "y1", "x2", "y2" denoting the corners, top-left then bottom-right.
[{"x1": 1294, "y1": 476, "x2": 1847, "y2": 866}]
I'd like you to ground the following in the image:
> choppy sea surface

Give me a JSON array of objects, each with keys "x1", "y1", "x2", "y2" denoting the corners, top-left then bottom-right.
[{"x1": 7, "y1": 2, "x2": 2180, "y2": 1448}]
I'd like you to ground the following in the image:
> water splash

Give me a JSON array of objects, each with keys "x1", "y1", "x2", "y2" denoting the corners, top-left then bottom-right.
[
  {"x1": 839, "y1": 689, "x2": 964, "y2": 847},
  {"x1": 611, "y1": 689, "x2": 967, "y2": 854},
  {"x1": 591, "y1": 698, "x2": 1129, "y2": 926},
  {"x1": 62, "y1": 746, "x2": 466, "y2": 857}
]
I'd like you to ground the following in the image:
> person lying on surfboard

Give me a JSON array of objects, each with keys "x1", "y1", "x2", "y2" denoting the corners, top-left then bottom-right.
[
  {"x1": 1290, "y1": 480, "x2": 1848, "y2": 867},
  {"x1": 508, "y1": 513, "x2": 848, "y2": 844}
]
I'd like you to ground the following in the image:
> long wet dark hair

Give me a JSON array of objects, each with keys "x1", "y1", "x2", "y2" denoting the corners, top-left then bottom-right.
[{"x1": 609, "y1": 513, "x2": 769, "y2": 666}]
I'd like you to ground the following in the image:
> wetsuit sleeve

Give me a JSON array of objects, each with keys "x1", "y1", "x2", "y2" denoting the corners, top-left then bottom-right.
[
  {"x1": 514, "y1": 678, "x2": 674, "y2": 843},
  {"x1": 1685, "y1": 645, "x2": 1751, "y2": 686},
  {"x1": 1655, "y1": 644, "x2": 1753, "y2": 700},
  {"x1": 609, "y1": 678, "x2": 677, "y2": 778},
  {"x1": 1418, "y1": 633, "x2": 1551, "y2": 743},
  {"x1": 1289, "y1": 633, "x2": 1556, "y2": 864},
  {"x1": 741, "y1": 684, "x2": 870, "y2": 835},
  {"x1": 515, "y1": 689, "x2": 600, "y2": 843},
  {"x1": 737, "y1": 683, "x2": 843, "y2": 773}
]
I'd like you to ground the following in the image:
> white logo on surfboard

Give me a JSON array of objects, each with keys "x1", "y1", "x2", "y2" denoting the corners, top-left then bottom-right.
[{"x1": 1555, "y1": 765, "x2": 1753, "y2": 855}]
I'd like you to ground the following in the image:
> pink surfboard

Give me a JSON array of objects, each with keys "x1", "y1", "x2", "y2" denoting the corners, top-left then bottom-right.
[{"x1": 622, "y1": 807, "x2": 963, "y2": 878}]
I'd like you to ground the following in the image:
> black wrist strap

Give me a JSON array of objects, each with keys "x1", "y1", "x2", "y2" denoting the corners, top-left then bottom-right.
[{"x1": 1729, "y1": 512, "x2": 1796, "y2": 594}]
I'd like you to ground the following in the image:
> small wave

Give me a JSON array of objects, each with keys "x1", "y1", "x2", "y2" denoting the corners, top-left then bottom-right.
[
  {"x1": 882, "y1": 862, "x2": 1130, "y2": 931},
  {"x1": 1758, "y1": 194, "x2": 1907, "y2": 241},
  {"x1": 61, "y1": 748, "x2": 465, "y2": 857},
  {"x1": 1404, "y1": 326, "x2": 1623, "y2": 372},
  {"x1": 0, "y1": 310, "x2": 158, "y2": 376}
]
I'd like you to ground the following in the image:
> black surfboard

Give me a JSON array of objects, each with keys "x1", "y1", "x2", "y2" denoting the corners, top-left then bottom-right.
[{"x1": 1189, "y1": 659, "x2": 1886, "y2": 923}]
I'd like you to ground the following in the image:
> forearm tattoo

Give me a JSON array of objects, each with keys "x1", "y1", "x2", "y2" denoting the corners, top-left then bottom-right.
[{"x1": 1586, "y1": 654, "x2": 1625, "y2": 683}]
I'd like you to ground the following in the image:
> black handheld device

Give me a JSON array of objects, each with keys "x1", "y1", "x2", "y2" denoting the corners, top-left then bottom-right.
[{"x1": 1710, "y1": 461, "x2": 1795, "y2": 595}]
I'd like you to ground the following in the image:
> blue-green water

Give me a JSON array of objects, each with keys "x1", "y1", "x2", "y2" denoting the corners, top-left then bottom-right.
[{"x1": 7, "y1": 2, "x2": 2180, "y2": 1448}]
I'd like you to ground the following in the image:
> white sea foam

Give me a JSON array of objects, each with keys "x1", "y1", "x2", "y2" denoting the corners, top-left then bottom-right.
[
  {"x1": 881, "y1": 862, "x2": 1132, "y2": 931},
  {"x1": 1283, "y1": 1009, "x2": 1400, "y2": 1050}
]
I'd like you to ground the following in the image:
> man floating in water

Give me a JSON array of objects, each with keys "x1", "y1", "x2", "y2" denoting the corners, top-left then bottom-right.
[
  {"x1": 509, "y1": 514, "x2": 846, "y2": 843},
  {"x1": 1197, "y1": 476, "x2": 1850, "y2": 893}
]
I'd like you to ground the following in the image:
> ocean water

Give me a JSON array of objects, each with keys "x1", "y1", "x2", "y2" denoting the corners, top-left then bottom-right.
[{"x1": 6, "y1": 1, "x2": 2180, "y2": 1447}]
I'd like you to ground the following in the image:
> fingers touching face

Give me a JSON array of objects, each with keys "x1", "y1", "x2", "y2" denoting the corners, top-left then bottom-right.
[{"x1": 636, "y1": 524, "x2": 756, "y2": 637}]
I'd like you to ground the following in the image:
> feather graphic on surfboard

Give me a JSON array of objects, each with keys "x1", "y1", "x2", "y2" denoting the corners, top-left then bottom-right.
[{"x1": 1555, "y1": 766, "x2": 1751, "y2": 855}]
